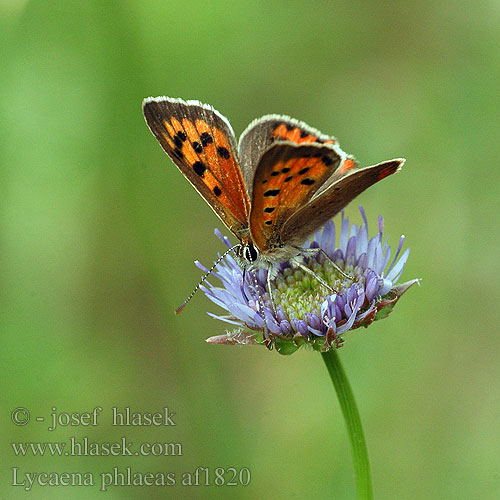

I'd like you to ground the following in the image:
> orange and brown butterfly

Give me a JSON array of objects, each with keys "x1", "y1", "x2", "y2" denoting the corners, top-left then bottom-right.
[{"x1": 142, "y1": 96, "x2": 405, "y2": 312}]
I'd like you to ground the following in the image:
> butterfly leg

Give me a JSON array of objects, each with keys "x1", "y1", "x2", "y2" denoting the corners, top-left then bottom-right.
[
  {"x1": 297, "y1": 247, "x2": 354, "y2": 280},
  {"x1": 291, "y1": 247, "x2": 354, "y2": 294},
  {"x1": 295, "y1": 261, "x2": 341, "y2": 294},
  {"x1": 317, "y1": 248, "x2": 355, "y2": 281},
  {"x1": 248, "y1": 269, "x2": 274, "y2": 350},
  {"x1": 266, "y1": 267, "x2": 278, "y2": 313}
]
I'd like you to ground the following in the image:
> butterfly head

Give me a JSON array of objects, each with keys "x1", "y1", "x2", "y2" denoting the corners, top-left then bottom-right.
[
  {"x1": 234, "y1": 241, "x2": 260, "y2": 268},
  {"x1": 233, "y1": 239, "x2": 299, "y2": 273}
]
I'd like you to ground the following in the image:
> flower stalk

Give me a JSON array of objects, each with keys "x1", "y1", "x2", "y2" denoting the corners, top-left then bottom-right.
[{"x1": 322, "y1": 349, "x2": 373, "y2": 500}]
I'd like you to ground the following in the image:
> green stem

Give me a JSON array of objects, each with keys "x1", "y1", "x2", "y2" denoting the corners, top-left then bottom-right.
[{"x1": 321, "y1": 349, "x2": 373, "y2": 500}]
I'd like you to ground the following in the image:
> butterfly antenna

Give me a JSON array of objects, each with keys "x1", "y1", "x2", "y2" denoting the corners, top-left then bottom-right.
[{"x1": 175, "y1": 245, "x2": 239, "y2": 315}]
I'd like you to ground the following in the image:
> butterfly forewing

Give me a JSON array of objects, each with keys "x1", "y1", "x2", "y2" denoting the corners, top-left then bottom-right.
[
  {"x1": 249, "y1": 142, "x2": 342, "y2": 251},
  {"x1": 238, "y1": 115, "x2": 338, "y2": 199},
  {"x1": 281, "y1": 159, "x2": 405, "y2": 246},
  {"x1": 143, "y1": 97, "x2": 250, "y2": 237}
]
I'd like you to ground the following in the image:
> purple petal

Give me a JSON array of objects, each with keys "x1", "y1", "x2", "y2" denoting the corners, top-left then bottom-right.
[
  {"x1": 386, "y1": 235, "x2": 405, "y2": 275},
  {"x1": 378, "y1": 215, "x2": 384, "y2": 234},
  {"x1": 365, "y1": 271, "x2": 381, "y2": 302},
  {"x1": 378, "y1": 278, "x2": 393, "y2": 297},
  {"x1": 346, "y1": 236, "x2": 357, "y2": 260},
  {"x1": 276, "y1": 308, "x2": 289, "y2": 323},
  {"x1": 279, "y1": 320, "x2": 292, "y2": 335},
  {"x1": 337, "y1": 288, "x2": 364, "y2": 334},
  {"x1": 206, "y1": 312, "x2": 243, "y2": 326},
  {"x1": 263, "y1": 307, "x2": 282, "y2": 334},
  {"x1": 295, "y1": 320, "x2": 309, "y2": 338},
  {"x1": 357, "y1": 252, "x2": 367, "y2": 269},
  {"x1": 320, "y1": 219, "x2": 336, "y2": 256},
  {"x1": 386, "y1": 248, "x2": 410, "y2": 283},
  {"x1": 306, "y1": 313, "x2": 322, "y2": 330},
  {"x1": 214, "y1": 228, "x2": 233, "y2": 249},
  {"x1": 359, "y1": 205, "x2": 368, "y2": 229},
  {"x1": 339, "y1": 213, "x2": 350, "y2": 254}
]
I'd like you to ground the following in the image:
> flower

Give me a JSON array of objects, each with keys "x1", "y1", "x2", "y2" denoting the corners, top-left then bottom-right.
[{"x1": 199, "y1": 206, "x2": 417, "y2": 355}]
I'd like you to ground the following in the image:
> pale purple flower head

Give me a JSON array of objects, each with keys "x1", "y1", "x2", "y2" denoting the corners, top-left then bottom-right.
[{"x1": 199, "y1": 206, "x2": 417, "y2": 354}]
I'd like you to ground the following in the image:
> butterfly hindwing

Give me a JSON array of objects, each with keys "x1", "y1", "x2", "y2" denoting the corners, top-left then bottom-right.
[
  {"x1": 143, "y1": 97, "x2": 250, "y2": 237},
  {"x1": 238, "y1": 115, "x2": 338, "y2": 199},
  {"x1": 249, "y1": 142, "x2": 342, "y2": 251},
  {"x1": 311, "y1": 156, "x2": 360, "y2": 198},
  {"x1": 281, "y1": 159, "x2": 405, "y2": 246}
]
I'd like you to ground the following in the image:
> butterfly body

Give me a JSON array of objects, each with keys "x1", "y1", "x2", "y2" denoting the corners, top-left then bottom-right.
[{"x1": 142, "y1": 96, "x2": 405, "y2": 302}]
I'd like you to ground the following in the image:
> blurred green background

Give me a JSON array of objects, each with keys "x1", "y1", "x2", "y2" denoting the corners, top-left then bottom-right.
[{"x1": 2, "y1": 1, "x2": 500, "y2": 499}]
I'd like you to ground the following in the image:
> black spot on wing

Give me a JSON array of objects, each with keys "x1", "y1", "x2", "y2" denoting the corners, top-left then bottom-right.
[
  {"x1": 217, "y1": 146, "x2": 230, "y2": 159},
  {"x1": 200, "y1": 132, "x2": 213, "y2": 146},
  {"x1": 174, "y1": 136, "x2": 183, "y2": 148},
  {"x1": 322, "y1": 155, "x2": 335, "y2": 166},
  {"x1": 193, "y1": 161, "x2": 206, "y2": 177},
  {"x1": 193, "y1": 141, "x2": 203, "y2": 153},
  {"x1": 301, "y1": 178, "x2": 315, "y2": 186},
  {"x1": 173, "y1": 131, "x2": 187, "y2": 149},
  {"x1": 264, "y1": 189, "x2": 280, "y2": 197},
  {"x1": 264, "y1": 207, "x2": 276, "y2": 213},
  {"x1": 298, "y1": 166, "x2": 310, "y2": 175},
  {"x1": 213, "y1": 186, "x2": 222, "y2": 196}
]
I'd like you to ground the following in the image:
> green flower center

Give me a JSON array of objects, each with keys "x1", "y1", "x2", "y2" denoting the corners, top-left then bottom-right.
[{"x1": 272, "y1": 258, "x2": 359, "y2": 320}]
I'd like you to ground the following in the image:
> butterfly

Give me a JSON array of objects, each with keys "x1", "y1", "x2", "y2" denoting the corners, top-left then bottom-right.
[{"x1": 142, "y1": 96, "x2": 405, "y2": 334}]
